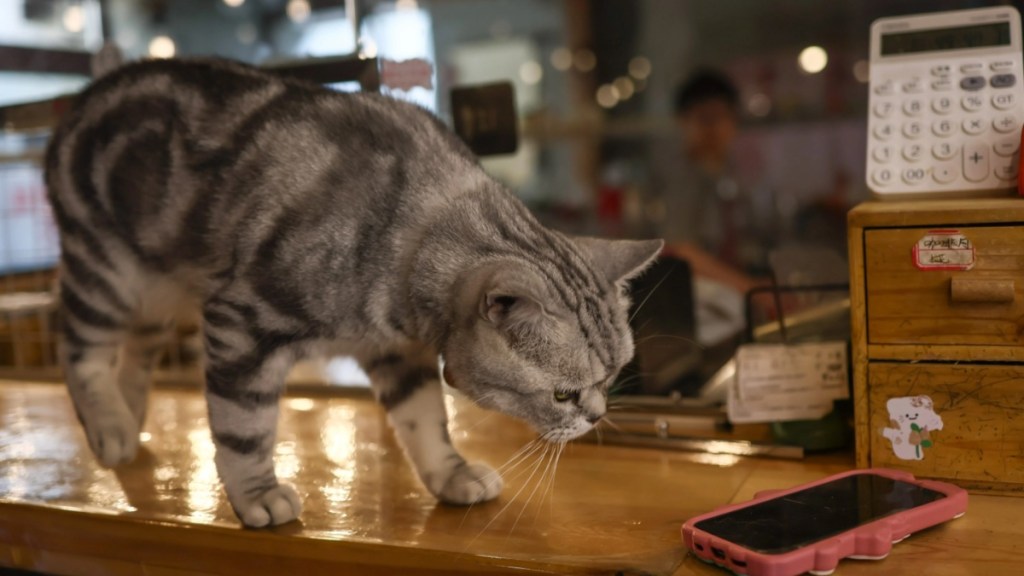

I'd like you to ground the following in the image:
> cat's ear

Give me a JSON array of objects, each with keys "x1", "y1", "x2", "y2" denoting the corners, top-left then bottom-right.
[
  {"x1": 574, "y1": 237, "x2": 664, "y2": 284},
  {"x1": 478, "y1": 268, "x2": 547, "y2": 327}
]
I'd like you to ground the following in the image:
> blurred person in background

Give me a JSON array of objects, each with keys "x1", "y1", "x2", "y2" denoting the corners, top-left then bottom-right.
[{"x1": 652, "y1": 69, "x2": 777, "y2": 346}]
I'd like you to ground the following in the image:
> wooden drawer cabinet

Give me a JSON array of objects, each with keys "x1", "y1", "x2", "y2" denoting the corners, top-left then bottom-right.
[
  {"x1": 850, "y1": 199, "x2": 1024, "y2": 494},
  {"x1": 865, "y1": 226, "x2": 1024, "y2": 347},
  {"x1": 868, "y1": 362, "x2": 1024, "y2": 489}
]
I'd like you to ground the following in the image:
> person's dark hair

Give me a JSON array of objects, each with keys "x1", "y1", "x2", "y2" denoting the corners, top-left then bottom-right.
[{"x1": 673, "y1": 69, "x2": 739, "y2": 115}]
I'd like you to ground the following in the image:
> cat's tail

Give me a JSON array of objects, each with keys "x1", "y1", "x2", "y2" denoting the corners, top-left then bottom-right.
[{"x1": 90, "y1": 41, "x2": 125, "y2": 79}]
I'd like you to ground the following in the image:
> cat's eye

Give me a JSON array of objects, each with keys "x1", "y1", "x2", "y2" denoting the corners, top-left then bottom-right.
[{"x1": 554, "y1": 389, "x2": 579, "y2": 403}]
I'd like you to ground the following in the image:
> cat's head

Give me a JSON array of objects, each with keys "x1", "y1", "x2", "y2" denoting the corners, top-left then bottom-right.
[{"x1": 443, "y1": 237, "x2": 663, "y2": 442}]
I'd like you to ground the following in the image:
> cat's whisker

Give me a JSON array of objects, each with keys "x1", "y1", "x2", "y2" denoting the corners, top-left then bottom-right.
[
  {"x1": 600, "y1": 418, "x2": 623, "y2": 433},
  {"x1": 460, "y1": 411, "x2": 496, "y2": 434},
  {"x1": 468, "y1": 444, "x2": 550, "y2": 548},
  {"x1": 628, "y1": 270, "x2": 673, "y2": 324},
  {"x1": 634, "y1": 333, "x2": 703, "y2": 347},
  {"x1": 635, "y1": 317, "x2": 654, "y2": 335},
  {"x1": 607, "y1": 376, "x2": 645, "y2": 396},
  {"x1": 609, "y1": 375, "x2": 642, "y2": 390},
  {"x1": 499, "y1": 445, "x2": 552, "y2": 486},
  {"x1": 459, "y1": 437, "x2": 545, "y2": 530},
  {"x1": 506, "y1": 444, "x2": 555, "y2": 540},
  {"x1": 493, "y1": 437, "x2": 545, "y2": 475},
  {"x1": 488, "y1": 438, "x2": 539, "y2": 477},
  {"x1": 534, "y1": 441, "x2": 564, "y2": 524}
]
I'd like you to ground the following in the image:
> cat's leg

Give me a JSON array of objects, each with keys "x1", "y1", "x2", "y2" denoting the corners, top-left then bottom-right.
[
  {"x1": 58, "y1": 266, "x2": 139, "y2": 468},
  {"x1": 117, "y1": 322, "x2": 173, "y2": 429},
  {"x1": 365, "y1": 351, "x2": 503, "y2": 505},
  {"x1": 118, "y1": 282, "x2": 193, "y2": 429},
  {"x1": 202, "y1": 302, "x2": 300, "y2": 527}
]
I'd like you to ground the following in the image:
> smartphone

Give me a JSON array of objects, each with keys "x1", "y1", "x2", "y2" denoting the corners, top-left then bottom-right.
[{"x1": 681, "y1": 469, "x2": 967, "y2": 576}]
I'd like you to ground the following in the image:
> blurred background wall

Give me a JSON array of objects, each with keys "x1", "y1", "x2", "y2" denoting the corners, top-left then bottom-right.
[{"x1": 3, "y1": 0, "x2": 1022, "y2": 274}]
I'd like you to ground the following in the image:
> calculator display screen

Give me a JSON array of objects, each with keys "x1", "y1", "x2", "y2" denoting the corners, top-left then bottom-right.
[{"x1": 881, "y1": 22, "x2": 1011, "y2": 55}]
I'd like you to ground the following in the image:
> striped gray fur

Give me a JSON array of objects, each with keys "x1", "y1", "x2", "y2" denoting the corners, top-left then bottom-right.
[{"x1": 45, "y1": 57, "x2": 662, "y2": 528}]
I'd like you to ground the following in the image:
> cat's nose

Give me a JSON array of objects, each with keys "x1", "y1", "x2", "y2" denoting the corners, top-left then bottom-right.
[{"x1": 586, "y1": 412, "x2": 605, "y2": 424}]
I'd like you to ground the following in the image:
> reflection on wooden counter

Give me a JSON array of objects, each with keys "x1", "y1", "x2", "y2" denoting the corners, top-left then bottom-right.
[{"x1": 0, "y1": 380, "x2": 1022, "y2": 575}]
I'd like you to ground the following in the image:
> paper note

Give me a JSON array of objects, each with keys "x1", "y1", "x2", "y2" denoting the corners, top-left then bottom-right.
[
  {"x1": 727, "y1": 342, "x2": 849, "y2": 424},
  {"x1": 913, "y1": 229, "x2": 975, "y2": 271}
]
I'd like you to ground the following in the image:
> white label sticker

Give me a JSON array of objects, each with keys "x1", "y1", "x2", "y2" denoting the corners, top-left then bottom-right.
[
  {"x1": 727, "y1": 342, "x2": 849, "y2": 424},
  {"x1": 913, "y1": 230, "x2": 975, "y2": 271},
  {"x1": 882, "y1": 395, "x2": 944, "y2": 461}
]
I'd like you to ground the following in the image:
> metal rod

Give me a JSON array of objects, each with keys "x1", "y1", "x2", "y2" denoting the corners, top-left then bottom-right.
[
  {"x1": 770, "y1": 271, "x2": 789, "y2": 344},
  {"x1": 346, "y1": 0, "x2": 359, "y2": 50},
  {"x1": 580, "y1": 431, "x2": 805, "y2": 460}
]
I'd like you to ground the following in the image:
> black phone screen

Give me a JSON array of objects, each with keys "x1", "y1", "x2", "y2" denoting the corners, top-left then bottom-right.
[{"x1": 693, "y1": 473, "x2": 946, "y2": 554}]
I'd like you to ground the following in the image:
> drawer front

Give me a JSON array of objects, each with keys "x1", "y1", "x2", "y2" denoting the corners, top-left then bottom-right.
[
  {"x1": 869, "y1": 362, "x2": 1024, "y2": 486},
  {"x1": 866, "y1": 226, "x2": 1024, "y2": 346}
]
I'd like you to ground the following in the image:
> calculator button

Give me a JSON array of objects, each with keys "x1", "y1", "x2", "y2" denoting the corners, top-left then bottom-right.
[
  {"x1": 932, "y1": 118, "x2": 955, "y2": 137},
  {"x1": 902, "y1": 78, "x2": 923, "y2": 93},
  {"x1": 902, "y1": 99, "x2": 924, "y2": 116},
  {"x1": 902, "y1": 143, "x2": 924, "y2": 162},
  {"x1": 960, "y1": 76, "x2": 986, "y2": 91},
  {"x1": 962, "y1": 117, "x2": 986, "y2": 135},
  {"x1": 932, "y1": 96, "x2": 954, "y2": 114},
  {"x1": 992, "y1": 93, "x2": 1016, "y2": 110},
  {"x1": 964, "y1": 143, "x2": 990, "y2": 182},
  {"x1": 872, "y1": 145, "x2": 892, "y2": 163},
  {"x1": 933, "y1": 162, "x2": 958, "y2": 184},
  {"x1": 933, "y1": 141, "x2": 959, "y2": 160},
  {"x1": 902, "y1": 121, "x2": 924, "y2": 139},
  {"x1": 991, "y1": 74, "x2": 1017, "y2": 88},
  {"x1": 873, "y1": 123, "x2": 894, "y2": 140},
  {"x1": 991, "y1": 60, "x2": 1014, "y2": 72},
  {"x1": 931, "y1": 64, "x2": 951, "y2": 76},
  {"x1": 874, "y1": 81, "x2": 895, "y2": 96},
  {"x1": 871, "y1": 168, "x2": 894, "y2": 187},
  {"x1": 962, "y1": 94, "x2": 984, "y2": 111},
  {"x1": 873, "y1": 101, "x2": 894, "y2": 118},
  {"x1": 901, "y1": 167, "x2": 927, "y2": 185},
  {"x1": 931, "y1": 79, "x2": 953, "y2": 91},
  {"x1": 993, "y1": 114, "x2": 1017, "y2": 133},
  {"x1": 994, "y1": 139, "x2": 1019, "y2": 156},
  {"x1": 961, "y1": 62, "x2": 983, "y2": 73},
  {"x1": 995, "y1": 159, "x2": 1019, "y2": 180}
]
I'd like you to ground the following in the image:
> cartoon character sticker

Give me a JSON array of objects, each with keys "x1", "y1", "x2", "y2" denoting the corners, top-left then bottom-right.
[{"x1": 882, "y1": 395, "x2": 944, "y2": 461}]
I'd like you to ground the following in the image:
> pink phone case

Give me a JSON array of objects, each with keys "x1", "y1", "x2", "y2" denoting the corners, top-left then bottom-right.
[{"x1": 681, "y1": 468, "x2": 967, "y2": 576}]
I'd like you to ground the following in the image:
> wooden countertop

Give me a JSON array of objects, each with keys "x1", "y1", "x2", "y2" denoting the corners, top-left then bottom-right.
[{"x1": 0, "y1": 380, "x2": 1021, "y2": 575}]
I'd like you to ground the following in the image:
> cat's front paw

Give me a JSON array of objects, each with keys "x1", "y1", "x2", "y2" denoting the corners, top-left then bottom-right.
[
  {"x1": 437, "y1": 461, "x2": 503, "y2": 505},
  {"x1": 233, "y1": 483, "x2": 302, "y2": 528}
]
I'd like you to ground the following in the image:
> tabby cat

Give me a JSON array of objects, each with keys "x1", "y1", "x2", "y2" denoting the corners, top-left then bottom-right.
[{"x1": 45, "y1": 58, "x2": 662, "y2": 527}]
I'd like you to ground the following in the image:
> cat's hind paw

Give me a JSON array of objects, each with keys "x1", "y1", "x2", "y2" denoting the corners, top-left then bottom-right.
[
  {"x1": 235, "y1": 483, "x2": 302, "y2": 528},
  {"x1": 437, "y1": 461, "x2": 503, "y2": 505},
  {"x1": 86, "y1": 409, "x2": 140, "y2": 468}
]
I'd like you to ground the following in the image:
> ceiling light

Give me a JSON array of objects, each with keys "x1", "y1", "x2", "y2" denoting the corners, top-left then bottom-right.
[
  {"x1": 798, "y1": 46, "x2": 828, "y2": 74},
  {"x1": 287, "y1": 0, "x2": 311, "y2": 23},
  {"x1": 596, "y1": 84, "x2": 619, "y2": 108},
  {"x1": 519, "y1": 61, "x2": 543, "y2": 85},
  {"x1": 148, "y1": 36, "x2": 176, "y2": 59},
  {"x1": 62, "y1": 5, "x2": 84, "y2": 33},
  {"x1": 550, "y1": 47, "x2": 572, "y2": 71},
  {"x1": 628, "y1": 56, "x2": 651, "y2": 79}
]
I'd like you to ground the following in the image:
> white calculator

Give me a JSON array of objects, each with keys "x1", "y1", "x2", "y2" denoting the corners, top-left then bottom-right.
[{"x1": 867, "y1": 7, "x2": 1024, "y2": 197}]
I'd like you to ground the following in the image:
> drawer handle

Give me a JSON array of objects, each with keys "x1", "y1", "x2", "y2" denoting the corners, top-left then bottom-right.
[{"x1": 950, "y1": 277, "x2": 1016, "y2": 304}]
